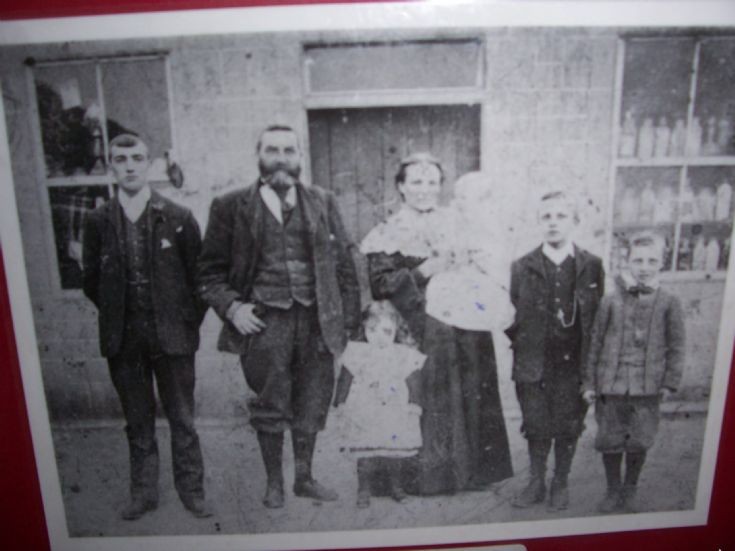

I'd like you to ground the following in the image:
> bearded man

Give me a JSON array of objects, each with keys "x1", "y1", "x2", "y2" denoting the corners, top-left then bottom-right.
[{"x1": 196, "y1": 124, "x2": 360, "y2": 508}]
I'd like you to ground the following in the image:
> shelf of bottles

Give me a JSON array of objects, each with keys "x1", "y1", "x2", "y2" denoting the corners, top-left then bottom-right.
[{"x1": 610, "y1": 35, "x2": 735, "y2": 280}]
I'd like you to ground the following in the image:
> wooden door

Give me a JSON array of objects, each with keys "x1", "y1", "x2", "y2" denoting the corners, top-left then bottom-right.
[{"x1": 308, "y1": 105, "x2": 481, "y2": 244}]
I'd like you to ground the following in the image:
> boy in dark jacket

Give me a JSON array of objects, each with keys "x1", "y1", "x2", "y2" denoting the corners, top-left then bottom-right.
[
  {"x1": 583, "y1": 231, "x2": 685, "y2": 513},
  {"x1": 507, "y1": 190, "x2": 604, "y2": 510}
]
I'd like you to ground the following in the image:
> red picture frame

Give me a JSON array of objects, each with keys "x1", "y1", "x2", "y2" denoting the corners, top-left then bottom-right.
[{"x1": 1, "y1": 2, "x2": 734, "y2": 550}]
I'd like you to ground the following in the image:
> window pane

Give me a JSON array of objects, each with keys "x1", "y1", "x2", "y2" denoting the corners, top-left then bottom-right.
[
  {"x1": 612, "y1": 166, "x2": 681, "y2": 272},
  {"x1": 34, "y1": 63, "x2": 101, "y2": 177},
  {"x1": 100, "y1": 58, "x2": 172, "y2": 163},
  {"x1": 306, "y1": 40, "x2": 481, "y2": 93},
  {"x1": 681, "y1": 166, "x2": 734, "y2": 272},
  {"x1": 619, "y1": 38, "x2": 695, "y2": 159},
  {"x1": 694, "y1": 38, "x2": 735, "y2": 156},
  {"x1": 48, "y1": 186, "x2": 110, "y2": 289}
]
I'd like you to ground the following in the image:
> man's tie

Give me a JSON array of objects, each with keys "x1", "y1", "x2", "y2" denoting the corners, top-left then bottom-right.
[{"x1": 628, "y1": 284, "x2": 655, "y2": 297}]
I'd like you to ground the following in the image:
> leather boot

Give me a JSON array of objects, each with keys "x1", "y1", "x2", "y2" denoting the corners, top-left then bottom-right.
[
  {"x1": 512, "y1": 438, "x2": 550, "y2": 508},
  {"x1": 257, "y1": 431, "x2": 284, "y2": 509},
  {"x1": 356, "y1": 458, "x2": 371, "y2": 508},
  {"x1": 548, "y1": 438, "x2": 576, "y2": 510},
  {"x1": 598, "y1": 452, "x2": 623, "y2": 513},
  {"x1": 292, "y1": 431, "x2": 338, "y2": 501}
]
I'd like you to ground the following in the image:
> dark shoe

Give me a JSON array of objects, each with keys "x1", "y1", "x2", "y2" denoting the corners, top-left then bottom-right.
[
  {"x1": 181, "y1": 495, "x2": 213, "y2": 518},
  {"x1": 294, "y1": 478, "x2": 339, "y2": 502},
  {"x1": 511, "y1": 476, "x2": 546, "y2": 508},
  {"x1": 620, "y1": 484, "x2": 638, "y2": 513},
  {"x1": 356, "y1": 489, "x2": 370, "y2": 508},
  {"x1": 121, "y1": 496, "x2": 157, "y2": 520},
  {"x1": 263, "y1": 479, "x2": 285, "y2": 509},
  {"x1": 548, "y1": 478, "x2": 569, "y2": 511},
  {"x1": 597, "y1": 488, "x2": 622, "y2": 514}
]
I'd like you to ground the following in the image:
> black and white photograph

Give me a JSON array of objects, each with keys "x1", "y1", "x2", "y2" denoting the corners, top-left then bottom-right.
[{"x1": 0, "y1": 2, "x2": 734, "y2": 550}]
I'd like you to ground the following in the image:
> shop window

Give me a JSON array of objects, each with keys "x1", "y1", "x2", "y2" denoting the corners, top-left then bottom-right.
[
  {"x1": 30, "y1": 54, "x2": 173, "y2": 290},
  {"x1": 610, "y1": 35, "x2": 735, "y2": 278}
]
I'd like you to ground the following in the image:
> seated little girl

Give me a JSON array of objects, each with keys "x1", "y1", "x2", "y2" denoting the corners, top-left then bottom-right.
[{"x1": 334, "y1": 301, "x2": 426, "y2": 508}]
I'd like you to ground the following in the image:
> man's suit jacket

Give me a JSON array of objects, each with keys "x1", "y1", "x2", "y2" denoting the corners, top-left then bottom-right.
[
  {"x1": 196, "y1": 181, "x2": 361, "y2": 357},
  {"x1": 505, "y1": 245, "x2": 604, "y2": 383},
  {"x1": 82, "y1": 191, "x2": 206, "y2": 358}
]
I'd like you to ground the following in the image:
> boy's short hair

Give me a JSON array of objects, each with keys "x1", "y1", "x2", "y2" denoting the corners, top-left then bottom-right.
[
  {"x1": 627, "y1": 231, "x2": 666, "y2": 259},
  {"x1": 108, "y1": 133, "x2": 147, "y2": 156},
  {"x1": 395, "y1": 152, "x2": 444, "y2": 187},
  {"x1": 537, "y1": 189, "x2": 580, "y2": 223}
]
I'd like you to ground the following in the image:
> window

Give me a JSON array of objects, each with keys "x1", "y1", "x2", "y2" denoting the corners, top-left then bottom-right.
[
  {"x1": 29, "y1": 54, "x2": 174, "y2": 290},
  {"x1": 609, "y1": 35, "x2": 735, "y2": 278}
]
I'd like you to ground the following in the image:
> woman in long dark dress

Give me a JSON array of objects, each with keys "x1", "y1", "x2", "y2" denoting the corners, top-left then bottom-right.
[{"x1": 360, "y1": 153, "x2": 513, "y2": 495}]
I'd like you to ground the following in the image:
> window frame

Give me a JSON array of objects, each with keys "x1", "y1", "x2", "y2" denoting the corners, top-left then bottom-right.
[{"x1": 25, "y1": 51, "x2": 177, "y2": 296}]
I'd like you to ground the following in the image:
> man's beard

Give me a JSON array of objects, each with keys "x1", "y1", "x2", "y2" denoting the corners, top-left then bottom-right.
[{"x1": 259, "y1": 160, "x2": 301, "y2": 188}]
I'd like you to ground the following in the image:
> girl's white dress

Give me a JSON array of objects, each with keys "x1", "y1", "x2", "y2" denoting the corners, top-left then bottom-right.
[{"x1": 336, "y1": 341, "x2": 426, "y2": 458}]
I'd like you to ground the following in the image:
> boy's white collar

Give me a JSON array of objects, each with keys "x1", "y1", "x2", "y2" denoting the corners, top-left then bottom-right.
[{"x1": 542, "y1": 241, "x2": 575, "y2": 266}]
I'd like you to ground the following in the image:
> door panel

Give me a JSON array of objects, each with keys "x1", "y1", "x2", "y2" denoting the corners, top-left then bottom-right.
[{"x1": 308, "y1": 105, "x2": 481, "y2": 244}]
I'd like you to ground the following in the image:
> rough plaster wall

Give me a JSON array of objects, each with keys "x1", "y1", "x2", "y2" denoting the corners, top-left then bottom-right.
[{"x1": 1, "y1": 28, "x2": 724, "y2": 421}]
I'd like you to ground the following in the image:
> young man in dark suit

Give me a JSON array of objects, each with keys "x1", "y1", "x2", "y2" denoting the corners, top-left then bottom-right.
[
  {"x1": 506, "y1": 190, "x2": 604, "y2": 510},
  {"x1": 82, "y1": 134, "x2": 210, "y2": 520},
  {"x1": 197, "y1": 124, "x2": 361, "y2": 509}
]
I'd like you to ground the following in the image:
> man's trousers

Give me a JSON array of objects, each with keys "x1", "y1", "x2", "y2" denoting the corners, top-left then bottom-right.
[{"x1": 108, "y1": 314, "x2": 204, "y2": 502}]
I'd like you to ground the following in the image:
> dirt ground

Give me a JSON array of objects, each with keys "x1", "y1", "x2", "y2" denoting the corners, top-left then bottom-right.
[{"x1": 52, "y1": 403, "x2": 705, "y2": 539}]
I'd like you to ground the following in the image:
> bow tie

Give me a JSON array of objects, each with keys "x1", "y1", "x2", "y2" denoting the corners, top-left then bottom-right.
[{"x1": 628, "y1": 284, "x2": 655, "y2": 296}]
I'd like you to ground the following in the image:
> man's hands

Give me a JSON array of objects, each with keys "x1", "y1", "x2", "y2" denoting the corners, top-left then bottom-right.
[
  {"x1": 229, "y1": 302, "x2": 266, "y2": 335},
  {"x1": 582, "y1": 390, "x2": 596, "y2": 405}
]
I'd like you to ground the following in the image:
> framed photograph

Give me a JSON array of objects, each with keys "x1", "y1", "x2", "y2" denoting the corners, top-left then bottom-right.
[{"x1": 1, "y1": 1, "x2": 735, "y2": 550}]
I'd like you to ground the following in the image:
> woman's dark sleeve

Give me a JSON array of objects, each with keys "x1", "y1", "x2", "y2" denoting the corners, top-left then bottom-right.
[{"x1": 366, "y1": 251, "x2": 427, "y2": 341}]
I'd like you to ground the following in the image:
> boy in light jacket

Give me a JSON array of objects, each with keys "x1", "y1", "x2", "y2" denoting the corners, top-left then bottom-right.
[{"x1": 583, "y1": 231, "x2": 685, "y2": 513}]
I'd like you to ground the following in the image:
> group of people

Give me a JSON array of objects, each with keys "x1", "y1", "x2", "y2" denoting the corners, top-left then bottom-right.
[{"x1": 81, "y1": 123, "x2": 685, "y2": 522}]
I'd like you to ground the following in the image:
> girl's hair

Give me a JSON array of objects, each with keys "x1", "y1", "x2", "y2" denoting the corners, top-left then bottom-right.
[
  {"x1": 394, "y1": 152, "x2": 445, "y2": 189},
  {"x1": 361, "y1": 300, "x2": 416, "y2": 346},
  {"x1": 363, "y1": 300, "x2": 400, "y2": 326}
]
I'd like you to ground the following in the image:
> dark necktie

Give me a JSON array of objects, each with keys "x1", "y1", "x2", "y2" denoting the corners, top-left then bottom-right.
[{"x1": 628, "y1": 284, "x2": 654, "y2": 297}]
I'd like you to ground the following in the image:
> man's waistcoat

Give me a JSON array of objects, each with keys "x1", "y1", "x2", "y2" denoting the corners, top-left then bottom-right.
[{"x1": 251, "y1": 198, "x2": 316, "y2": 309}]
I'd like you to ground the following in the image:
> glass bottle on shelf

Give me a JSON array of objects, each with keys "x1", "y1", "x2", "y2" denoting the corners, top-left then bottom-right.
[
  {"x1": 620, "y1": 185, "x2": 639, "y2": 225},
  {"x1": 680, "y1": 180, "x2": 696, "y2": 223},
  {"x1": 686, "y1": 116, "x2": 703, "y2": 156},
  {"x1": 696, "y1": 185, "x2": 716, "y2": 221},
  {"x1": 692, "y1": 234, "x2": 707, "y2": 271},
  {"x1": 669, "y1": 118, "x2": 687, "y2": 157},
  {"x1": 705, "y1": 238, "x2": 721, "y2": 272},
  {"x1": 654, "y1": 116, "x2": 671, "y2": 157},
  {"x1": 619, "y1": 110, "x2": 637, "y2": 158},
  {"x1": 718, "y1": 117, "x2": 732, "y2": 154},
  {"x1": 678, "y1": 237, "x2": 692, "y2": 271},
  {"x1": 716, "y1": 180, "x2": 732, "y2": 221},
  {"x1": 702, "y1": 116, "x2": 720, "y2": 156},
  {"x1": 653, "y1": 185, "x2": 676, "y2": 223},
  {"x1": 637, "y1": 117, "x2": 655, "y2": 159},
  {"x1": 639, "y1": 180, "x2": 656, "y2": 224}
]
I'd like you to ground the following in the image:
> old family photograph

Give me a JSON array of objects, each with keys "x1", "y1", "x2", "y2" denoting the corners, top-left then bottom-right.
[{"x1": 1, "y1": 19, "x2": 733, "y2": 542}]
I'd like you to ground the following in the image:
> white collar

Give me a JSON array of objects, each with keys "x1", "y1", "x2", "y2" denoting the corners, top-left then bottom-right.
[
  {"x1": 542, "y1": 241, "x2": 575, "y2": 266},
  {"x1": 118, "y1": 185, "x2": 151, "y2": 223},
  {"x1": 259, "y1": 182, "x2": 296, "y2": 225}
]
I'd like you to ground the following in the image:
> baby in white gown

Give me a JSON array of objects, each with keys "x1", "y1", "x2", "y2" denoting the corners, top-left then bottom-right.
[{"x1": 425, "y1": 171, "x2": 515, "y2": 332}]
